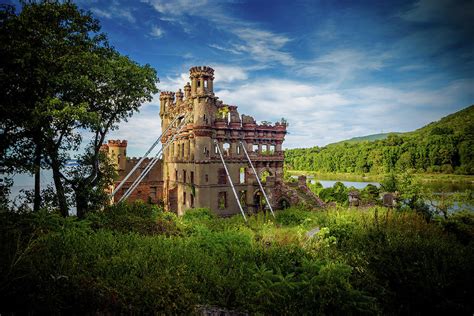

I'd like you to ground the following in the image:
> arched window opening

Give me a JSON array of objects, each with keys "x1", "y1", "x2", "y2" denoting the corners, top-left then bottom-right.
[
  {"x1": 218, "y1": 192, "x2": 227, "y2": 209},
  {"x1": 239, "y1": 190, "x2": 246, "y2": 206},
  {"x1": 252, "y1": 144, "x2": 259, "y2": 153},
  {"x1": 239, "y1": 167, "x2": 246, "y2": 184},
  {"x1": 253, "y1": 190, "x2": 266, "y2": 212},
  {"x1": 223, "y1": 142, "x2": 230, "y2": 156},
  {"x1": 279, "y1": 198, "x2": 290, "y2": 209}
]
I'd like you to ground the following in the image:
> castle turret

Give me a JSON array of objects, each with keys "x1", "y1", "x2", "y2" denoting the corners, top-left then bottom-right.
[
  {"x1": 184, "y1": 82, "x2": 191, "y2": 99},
  {"x1": 159, "y1": 91, "x2": 175, "y2": 131},
  {"x1": 107, "y1": 140, "x2": 127, "y2": 171},
  {"x1": 175, "y1": 89, "x2": 184, "y2": 106},
  {"x1": 190, "y1": 66, "x2": 214, "y2": 97}
]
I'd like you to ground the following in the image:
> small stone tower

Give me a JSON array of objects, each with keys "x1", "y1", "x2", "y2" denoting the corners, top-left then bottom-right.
[
  {"x1": 105, "y1": 140, "x2": 127, "y2": 171},
  {"x1": 159, "y1": 91, "x2": 175, "y2": 132}
]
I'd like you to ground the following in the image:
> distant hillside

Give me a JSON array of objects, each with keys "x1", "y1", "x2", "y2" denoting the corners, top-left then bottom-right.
[
  {"x1": 285, "y1": 105, "x2": 474, "y2": 175},
  {"x1": 331, "y1": 133, "x2": 400, "y2": 145},
  {"x1": 409, "y1": 105, "x2": 474, "y2": 137}
]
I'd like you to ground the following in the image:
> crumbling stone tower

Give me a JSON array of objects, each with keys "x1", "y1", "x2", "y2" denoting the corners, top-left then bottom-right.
[
  {"x1": 159, "y1": 66, "x2": 288, "y2": 216},
  {"x1": 106, "y1": 66, "x2": 324, "y2": 216}
]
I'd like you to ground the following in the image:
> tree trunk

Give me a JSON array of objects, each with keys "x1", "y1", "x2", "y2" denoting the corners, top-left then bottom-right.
[
  {"x1": 51, "y1": 158, "x2": 68, "y2": 217},
  {"x1": 75, "y1": 185, "x2": 88, "y2": 219},
  {"x1": 33, "y1": 138, "x2": 41, "y2": 212}
]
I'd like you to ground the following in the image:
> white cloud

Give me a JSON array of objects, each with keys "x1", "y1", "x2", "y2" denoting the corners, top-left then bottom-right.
[
  {"x1": 105, "y1": 75, "x2": 473, "y2": 155},
  {"x1": 91, "y1": 4, "x2": 136, "y2": 23},
  {"x1": 213, "y1": 65, "x2": 248, "y2": 83},
  {"x1": 150, "y1": 25, "x2": 164, "y2": 38},
  {"x1": 107, "y1": 100, "x2": 162, "y2": 157},
  {"x1": 209, "y1": 44, "x2": 242, "y2": 55},
  {"x1": 143, "y1": 0, "x2": 294, "y2": 67},
  {"x1": 215, "y1": 77, "x2": 473, "y2": 148},
  {"x1": 297, "y1": 49, "x2": 387, "y2": 86}
]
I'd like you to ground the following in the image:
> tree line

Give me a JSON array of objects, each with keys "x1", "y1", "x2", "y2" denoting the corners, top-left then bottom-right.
[
  {"x1": 285, "y1": 106, "x2": 474, "y2": 175},
  {"x1": 1, "y1": 1, "x2": 158, "y2": 217}
]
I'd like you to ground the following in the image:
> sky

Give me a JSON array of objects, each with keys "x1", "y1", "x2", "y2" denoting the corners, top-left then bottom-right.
[{"x1": 10, "y1": 0, "x2": 474, "y2": 157}]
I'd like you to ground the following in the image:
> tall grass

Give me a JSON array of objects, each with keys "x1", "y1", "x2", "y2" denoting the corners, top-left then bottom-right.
[{"x1": 1, "y1": 204, "x2": 472, "y2": 314}]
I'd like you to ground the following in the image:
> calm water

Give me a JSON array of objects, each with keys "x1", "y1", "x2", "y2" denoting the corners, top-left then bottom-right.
[{"x1": 310, "y1": 179, "x2": 380, "y2": 189}]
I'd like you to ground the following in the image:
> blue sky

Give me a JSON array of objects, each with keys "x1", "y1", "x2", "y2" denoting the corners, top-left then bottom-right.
[{"x1": 12, "y1": 0, "x2": 474, "y2": 156}]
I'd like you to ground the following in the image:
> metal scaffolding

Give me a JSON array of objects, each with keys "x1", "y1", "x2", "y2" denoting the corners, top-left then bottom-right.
[
  {"x1": 240, "y1": 141, "x2": 275, "y2": 218},
  {"x1": 117, "y1": 113, "x2": 189, "y2": 202},
  {"x1": 111, "y1": 113, "x2": 185, "y2": 198},
  {"x1": 214, "y1": 140, "x2": 247, "y2": 222}
]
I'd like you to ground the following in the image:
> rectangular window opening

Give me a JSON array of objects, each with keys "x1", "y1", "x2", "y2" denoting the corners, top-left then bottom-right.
[
  {"x1": 239, "y1": 167, "x2": 246, "y2": 184},
  {"x1": 218, "y1": 168, "x2": 227, "y2": 185},
  {"x1": 218, "y1": 192, "x2": 227, "y2": 210}
]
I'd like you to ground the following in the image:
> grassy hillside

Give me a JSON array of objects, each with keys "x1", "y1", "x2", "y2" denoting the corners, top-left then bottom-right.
[{"x1": 285, "y1": 105, "x2": 474, "y2": 175}]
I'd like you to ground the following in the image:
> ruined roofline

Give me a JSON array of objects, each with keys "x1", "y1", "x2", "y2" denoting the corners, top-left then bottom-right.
[
  {"x1": 189, "y1": 66, "x2": 214, "y2": 77},
  {"x1": 107, "y1": 139, "x2": 128, "y2": 147},
  {"x1": 160, "y1": 91, "x2": 175, "y2": 99}
]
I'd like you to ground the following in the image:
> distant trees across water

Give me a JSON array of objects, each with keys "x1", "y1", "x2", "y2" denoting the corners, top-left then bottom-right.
[{"x1": 285, "y1": 105, "x2": 474, "y2": 175}]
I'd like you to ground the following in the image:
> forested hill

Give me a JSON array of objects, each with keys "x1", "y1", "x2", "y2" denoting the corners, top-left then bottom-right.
[
  {"x1": 285, "y1": 105, "x2": 474, "y2": 175},
  {"x1": 330, "y1": 133, "x2": 399, "y2": 145}
]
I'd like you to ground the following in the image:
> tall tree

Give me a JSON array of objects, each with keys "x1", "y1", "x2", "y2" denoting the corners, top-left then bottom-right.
[{"x1": 0, "y1": 1, "x2": 158, "y2": 216}]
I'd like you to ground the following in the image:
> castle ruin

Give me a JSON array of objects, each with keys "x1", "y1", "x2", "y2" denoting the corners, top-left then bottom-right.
[{"x1": 103, "y1": 66, "x2": 321, "y2": 216}]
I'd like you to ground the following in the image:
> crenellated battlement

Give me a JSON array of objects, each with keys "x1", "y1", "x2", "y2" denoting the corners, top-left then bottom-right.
[
  {"x1": 189, "y1": 66, "x2": 214, "y2": 78},
  {"x1": 160, "y1": 91, "x2": 175, "y2": 101},
  {"x1": 107, "y1": 139, "x2": 128, "y2": 147}
]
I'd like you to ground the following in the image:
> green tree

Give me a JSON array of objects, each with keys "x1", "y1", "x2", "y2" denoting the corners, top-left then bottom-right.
[{"x1": 1, "y1": 1, "x2": 158, "y2": 217}]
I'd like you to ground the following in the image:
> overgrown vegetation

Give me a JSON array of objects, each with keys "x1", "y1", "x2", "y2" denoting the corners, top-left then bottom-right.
[
  {"x1": 1, "y1": 203, "x2": 473, "y2": 314},
  {"x1": 285, "y1": 105, "x2": 474, "y2": 175}
]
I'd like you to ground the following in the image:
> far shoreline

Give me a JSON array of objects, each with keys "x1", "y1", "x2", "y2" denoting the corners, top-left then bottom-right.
[{"x1": 287, "y1": 170, "x2": 474, "y2": 185}]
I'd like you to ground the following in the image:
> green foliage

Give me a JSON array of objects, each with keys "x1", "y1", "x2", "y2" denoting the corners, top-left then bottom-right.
[
  {"x1": 0, "y1": 204, "x2": 473, "y2": 314},
  {"x1": 317, "y1": 181, "x2": 351, "y2": 205},
  {"x1": 86, "y1": 202, "x2": 182, "y2": 236},
  {"x1": 1, "y1": 1, "x2": 158, "y2": 217},
  {"x1": 285, "y1": 105, "x2": 474, "y2": 175}
]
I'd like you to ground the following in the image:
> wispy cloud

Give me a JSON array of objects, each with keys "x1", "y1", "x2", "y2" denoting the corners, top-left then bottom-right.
[
  {"x1": 150, "y1": 25, "x2": 164, "y2": 38},
  {"x1": 297, "y1": 49, "x2": 387, "y2": 86},
  {"x1": 143, "y1": 0, "x2": 294, "y2": 68},
  {"x1": 91, "y1": 3, "x2": 136, "y2": 23},
  {"x1": 400, "y1": 0, "x2": 474, "y2": 24},
  {"x1": 209, "y1": 44, "x2": 242, "y2": 55}
]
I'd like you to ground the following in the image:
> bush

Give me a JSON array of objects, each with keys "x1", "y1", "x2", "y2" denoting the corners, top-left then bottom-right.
[
  {"x1": 86, "y1": 201, "x2": 182, "y2": 236},
  {"x1": 1, "y1": 206, "x2": 473, "y2": 314}
]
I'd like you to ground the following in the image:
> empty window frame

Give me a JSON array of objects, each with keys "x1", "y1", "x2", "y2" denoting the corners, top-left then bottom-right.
[
  {"x1": 218, "y1": 168, "x2": 227, "y2": 185},
  {"x1": 223, "y1": 142, "x2": 230, "y2": 156},
  {"x1": 239, "y1": 167, "x2": 246, "y2": 184},
  {"x1": 218, "y1": 192, "x2": 227, "y2": 209}
]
